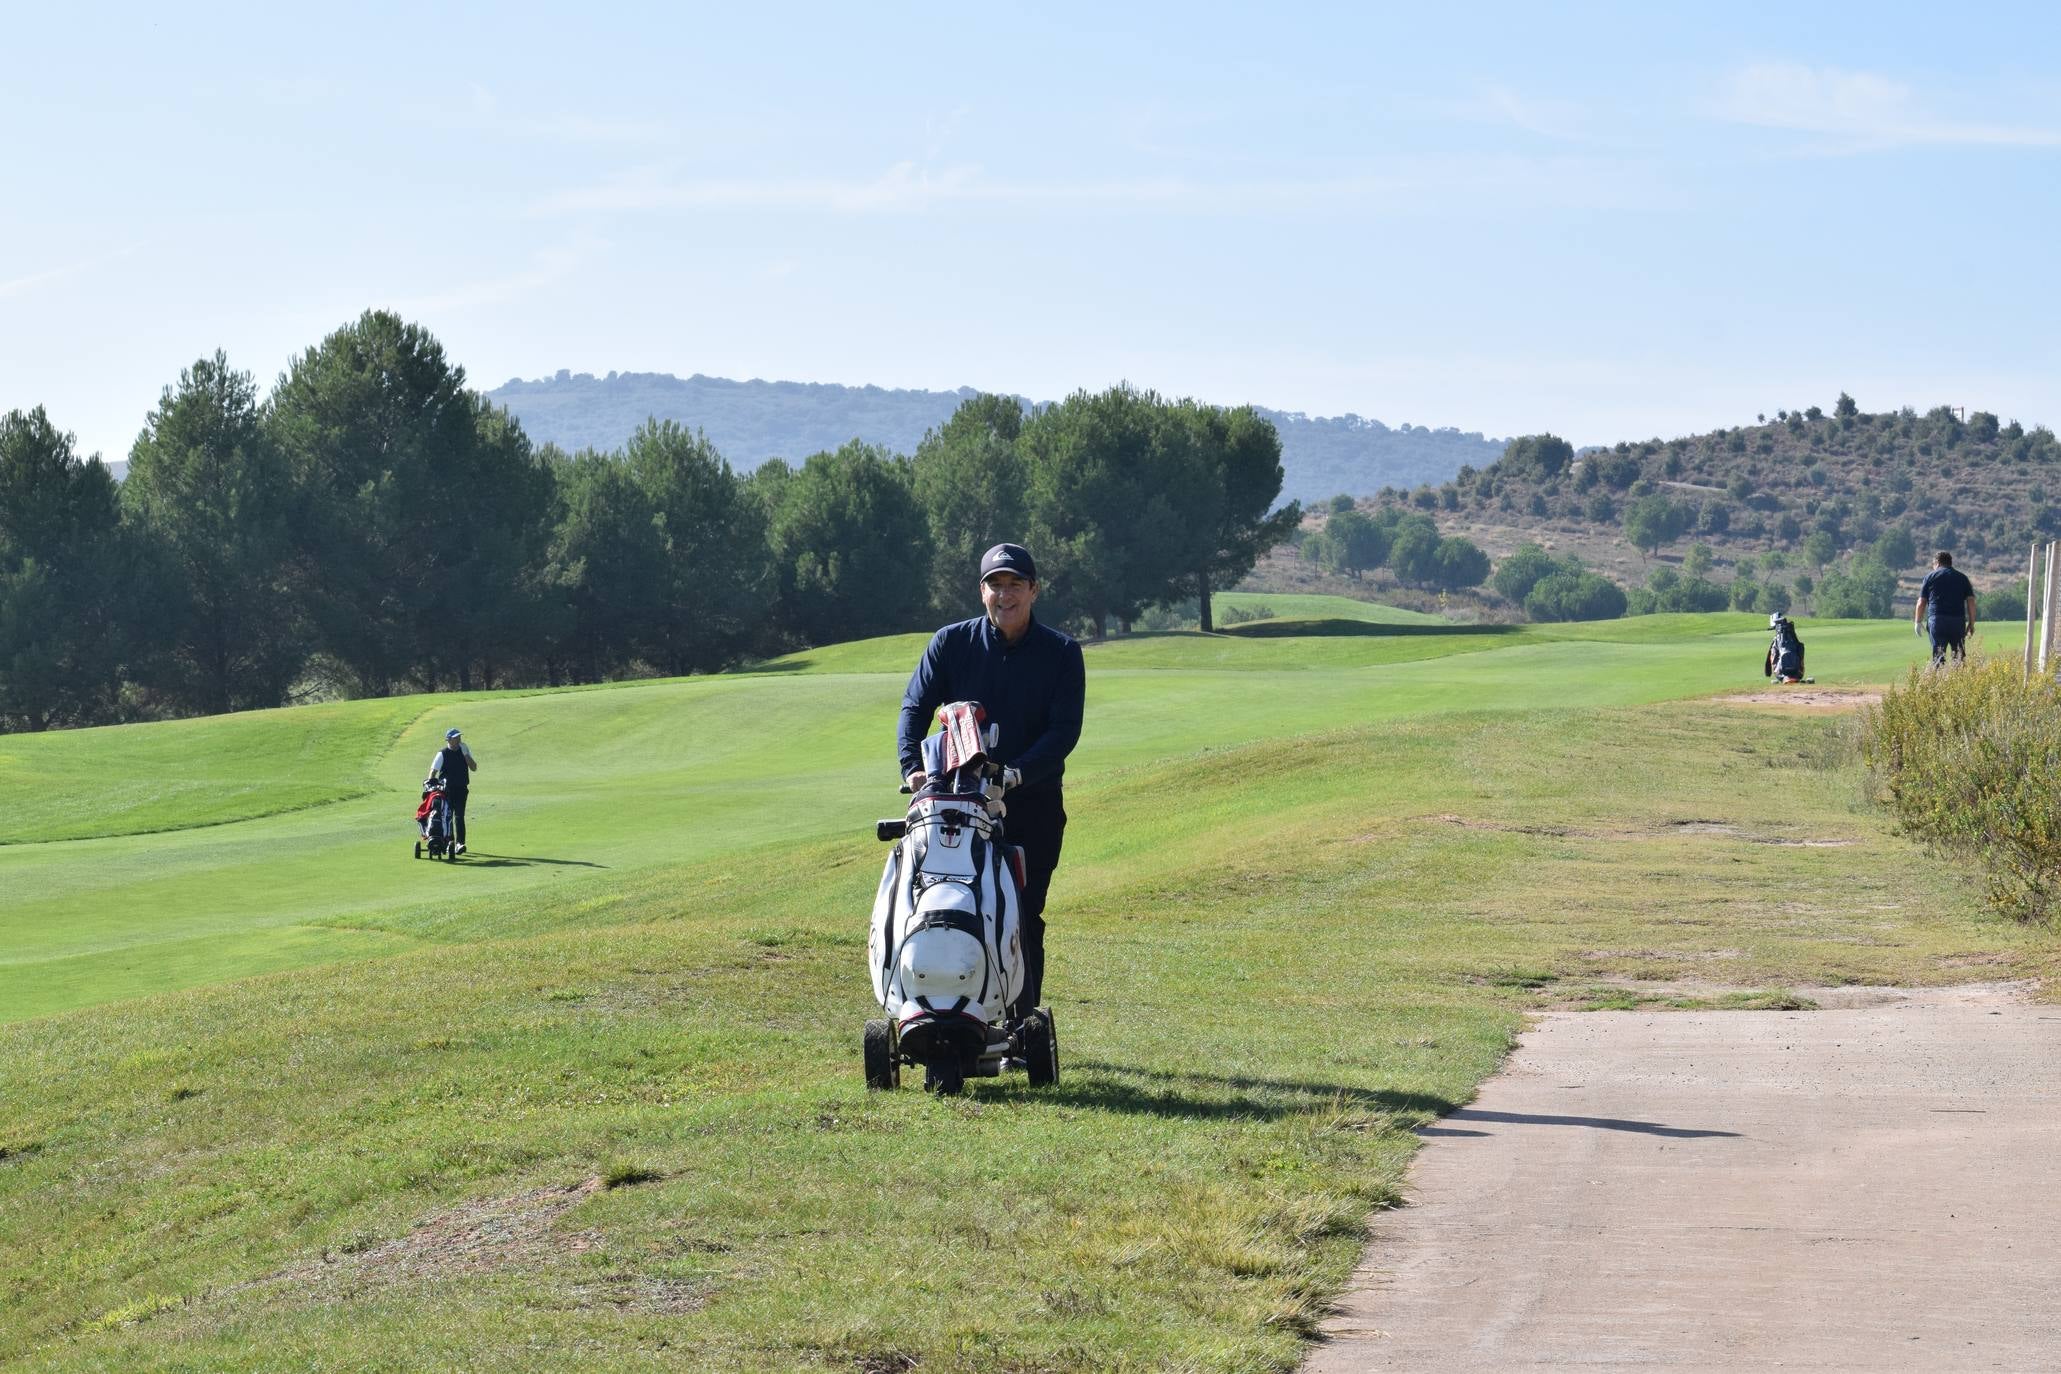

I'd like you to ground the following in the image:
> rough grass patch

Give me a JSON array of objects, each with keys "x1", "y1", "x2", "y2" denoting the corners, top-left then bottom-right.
[
  {"x1": 1862, "y1": 656, "x2": 2061, "y2": 922},
  {"x1": 602, "y1": 1162, "x2": 665, "y2": 1189},
  {"x1": 1474, "y1": 966, "x2": 1559, "y2": 989},
  {"x1": 92, "y1": 1293, "x2": 183, "y2": 1330}
]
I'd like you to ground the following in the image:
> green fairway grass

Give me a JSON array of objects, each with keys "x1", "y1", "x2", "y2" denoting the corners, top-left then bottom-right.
[
  {"x1": 2, "y1": 609, "x2": 2039, "y2": 1372},
  {"x1": 0, "y1": 697, "x2": 428, "y2": 845},
  {"x1": 0, "y1": 613, "x2": 1923, "y2": 1022}
]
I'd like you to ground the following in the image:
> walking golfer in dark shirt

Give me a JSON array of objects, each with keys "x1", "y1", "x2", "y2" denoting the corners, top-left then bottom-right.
[
  {"x1": 427, "y1": 727, "x2": 478, "y2": 852},
  {"x1": 898, "y1": 542, "x2": 1085, "y2": 1022},
  {"x1": 1915, "y1": 551, "x2": 1977, "y2": 667}
]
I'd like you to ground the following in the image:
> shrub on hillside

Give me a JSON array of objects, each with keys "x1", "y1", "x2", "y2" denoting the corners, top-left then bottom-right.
[
  {"x1": 1813, "y1": 557, "x2": 1899, "y2": 618},
  {"x1": 1871, "y1": 525, "x2": 1917, "y2": 570},
  {"x1": 1303, "y1": 509, "x2": 1389, "y2": 579},
  {"x1": 1491, "y1": 542, "x2": 1566, "y2": 604},
  {"x1": 1386, "y1": 518, "x2": 1442, "y2": 585},
  {"x1": 1502, "y1": 433, "x2": 1575, "y2": 480},
  {"x1": 1431, "y1": 535, "x2": 1490, "y2": 590},
  {"x1": 1623, "y1": 493, "x2": 1692, "y2": 557},
  {"x1": 1218, "y1": 602, "x2": 1275, "y2": 627},
  {"x1": 1997, "y1": 579, "x2": 2029, "y2": 620},
  {"x1": 1626, "y1": 567, "x2": 1728, "y2": 615},
  {"x1": 1863, "y1": 657, "x2": 2061, "y2": 924},
  {"x1": 1525, "y1": 571, "x2": 1627, "y2": 622}
]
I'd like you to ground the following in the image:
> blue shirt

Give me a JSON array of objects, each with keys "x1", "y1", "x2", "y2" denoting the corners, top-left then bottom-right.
[
  {"x1": 898, "y1": 614, "x2": 1085, "y2": 793},
  {"x1": 1919, "y1": 566, "x2": 1975, "y2": 623}
]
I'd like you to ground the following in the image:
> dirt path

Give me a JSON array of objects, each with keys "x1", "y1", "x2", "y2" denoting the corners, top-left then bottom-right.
[{"x1": 1308, "y1": 984, "x2": 2061, "y2": 1372}]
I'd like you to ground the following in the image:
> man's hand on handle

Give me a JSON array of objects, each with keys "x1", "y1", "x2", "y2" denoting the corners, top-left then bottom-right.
[{"x1": 904, "y1": 766, "x2": 1020, "y2": 792}]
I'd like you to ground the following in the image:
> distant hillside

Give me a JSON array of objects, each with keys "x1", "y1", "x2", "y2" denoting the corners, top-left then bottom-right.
[
  {"x1": 485, "y1": 371, "x2": 1503, "y2": 505},
  {"x1": 1385, "y1": 398, "x2": 2058, "y2": 583},
  {"x1": 488, "y1": 372, "x2": 997, "y2": 470},
  {"x1": 1252, "y1": 411, "x2": 1506, "y2": 505}
]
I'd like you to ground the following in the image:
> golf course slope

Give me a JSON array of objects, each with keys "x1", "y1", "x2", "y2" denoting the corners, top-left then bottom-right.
[{"x1": 1, "y1": 601, "x2": 2050, "y2": 1372}]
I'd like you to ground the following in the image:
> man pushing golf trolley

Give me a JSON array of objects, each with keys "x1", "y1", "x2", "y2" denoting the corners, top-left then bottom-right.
[
  {"x1": 865, "y1": 542, "x2": 1086, "y2": 1095},
  {"x1": 866, "y1": 701, "x2": 1050, "y2": 1094}
]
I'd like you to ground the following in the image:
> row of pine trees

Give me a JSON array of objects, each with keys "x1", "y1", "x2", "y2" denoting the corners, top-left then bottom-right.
[{"x1": 0, "y1": 312, "x2": 1297, "y2": 733}]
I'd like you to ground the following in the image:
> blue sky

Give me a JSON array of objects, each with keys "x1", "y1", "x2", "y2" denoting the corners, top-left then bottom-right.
[{"x1": 5, "y1": 2, "x2": 2059, "y2": 464}]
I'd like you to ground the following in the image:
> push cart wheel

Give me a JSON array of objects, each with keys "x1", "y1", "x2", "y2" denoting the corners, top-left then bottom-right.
[
  {"x1": 1023, "y1": 1008, "x2": 1059, "y2": 1088},
  {"x1": 922, "y1": 1047, "x2": 964, "y2": 1097},
  {"x1": 413, "y1": 841, "x2": 422, "y2": 859},
  {"x1": 863, "y1": 1019, "x2": 899, "y2": 1090}
]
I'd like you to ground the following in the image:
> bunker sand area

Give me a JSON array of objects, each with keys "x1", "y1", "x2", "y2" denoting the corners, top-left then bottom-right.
[
  {"x1": 1309, "y1": 981, "x2": 2061, "y2": 1372},
  {"x1": 1716, "y1": 687, "x2": 1882, "y2": 711}
]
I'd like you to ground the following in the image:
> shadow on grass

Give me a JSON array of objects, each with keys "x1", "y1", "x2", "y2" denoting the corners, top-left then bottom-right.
[
  {"x1": 1421, "y1": 1108, "x2": 1741, "y2": 1140},
  {"x1": 456, "y1": 853, "x2": 609, "y2": 869},
  {"x1": 1047, "y1": 1059, "x2": 1458, "y2": 1122},
  {"x1": 1222, "y1": 619, "x2": 1525, "y2": 640}
]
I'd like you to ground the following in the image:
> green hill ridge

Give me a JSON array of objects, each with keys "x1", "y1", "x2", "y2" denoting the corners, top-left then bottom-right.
[
  {"x1": 485, "y1": 371, "x2": 1507, "y2": 506},
  {"x1": 1411, "y1": 398, "x2": 2058, "y2": 581}
]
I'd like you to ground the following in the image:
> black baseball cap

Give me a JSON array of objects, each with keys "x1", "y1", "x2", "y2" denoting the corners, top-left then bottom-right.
[{"x1": 979, "y1": 543, "x2": 1037, "y2": 583}]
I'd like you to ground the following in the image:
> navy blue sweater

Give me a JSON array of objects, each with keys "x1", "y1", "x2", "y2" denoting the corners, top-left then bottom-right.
[
  {"x1": 897, "y1": 614, "x2": 1085, "y2": 793},
  {"x1": 1919, "y1": 566, "x2": 1976, "y2": 624}
]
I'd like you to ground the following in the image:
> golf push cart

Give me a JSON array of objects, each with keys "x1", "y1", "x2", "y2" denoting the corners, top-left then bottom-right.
[
  {"x1": 864, "y1": 700, "x2": 1058, "y2": 1096},
  {"x1": 414, "y1": 780, "x2": 458, "y2": 861}
]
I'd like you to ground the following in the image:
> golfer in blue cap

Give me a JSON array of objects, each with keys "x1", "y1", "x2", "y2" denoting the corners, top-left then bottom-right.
[
  {"x1": 897, "y1": 543, "x2": 1085, "y2": 1022},
  {"x1": 426, "y1": 727, "x2": 479, "y2": 854}
]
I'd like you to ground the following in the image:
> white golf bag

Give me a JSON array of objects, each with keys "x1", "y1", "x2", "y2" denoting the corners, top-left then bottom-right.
[{"x1": 863, "y1": 701, "x2": 1057, "y2": 1095}]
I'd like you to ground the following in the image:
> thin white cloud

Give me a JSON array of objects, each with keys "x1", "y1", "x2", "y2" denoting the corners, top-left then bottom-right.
[
  {"x1": 529, "y1": 154, "x2": 1665, "y2": 218},
  {"x1": 384, "y1": 240, "x2": 600, "y2": 316},
  {"x1": 1716, "y1": 61, "x2": 2061, "y2": 151},
  {"x1": 1474, "y1": 83, "x2": 1592, "y2": 143},
  {"x1": 422, "y1": 82, "x2": 674, "y2": 146},
  {"x1": 254, "y1": 75, "x2": 338, "y2": 109},
  {"x1": 1112, "y1": 101, "x2": 1232, "y2": 162},
  {"x1": 0, "y1": 263, "x2": 76, "y2": 299},
  {"x1": 0, "y1": 245, "x2": 142, "y2": 300},
  {"x1": 530, "y1": 160, "x2": 1198, "y2": 215}
]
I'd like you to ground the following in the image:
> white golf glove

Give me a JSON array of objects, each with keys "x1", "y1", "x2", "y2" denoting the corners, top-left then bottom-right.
[{"x1": 1001, "y1": 767, "x2": 1022, "y2": 791}]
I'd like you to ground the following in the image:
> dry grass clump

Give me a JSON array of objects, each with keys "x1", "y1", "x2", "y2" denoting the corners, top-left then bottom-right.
[{"x1": 1863, "y1": 654, "x2": 2061, "y2": 922}]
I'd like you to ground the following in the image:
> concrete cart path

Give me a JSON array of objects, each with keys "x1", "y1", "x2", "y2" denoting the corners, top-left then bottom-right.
[{"x1": 1308, "y1": 984, "x2": 2061, "y2": 1373}]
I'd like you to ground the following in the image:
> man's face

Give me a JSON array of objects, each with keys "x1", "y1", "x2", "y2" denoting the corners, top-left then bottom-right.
[{"x1": 981, "y1": 572, "x2": 1037, "y2": 639}]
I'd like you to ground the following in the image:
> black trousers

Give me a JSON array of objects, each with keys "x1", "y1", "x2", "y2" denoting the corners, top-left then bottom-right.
[
  {"x1": 447, "y1": 795, "x2": 468, "y2": 846},
  {"x1": 1929, "y1": 617, "x2": 1967, "y2": 666},
  {"x1": 1007, "y1": 787, "x2": 1067, "y2": 1017}
]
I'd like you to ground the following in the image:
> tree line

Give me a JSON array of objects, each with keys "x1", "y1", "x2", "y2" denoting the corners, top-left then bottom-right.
[
  {"x1": 1297, "y1": 499, "x2": 1491, "y2": 591},
  {"x1": 0, "y1": 311, "x2": 1297, "y2": 733}
]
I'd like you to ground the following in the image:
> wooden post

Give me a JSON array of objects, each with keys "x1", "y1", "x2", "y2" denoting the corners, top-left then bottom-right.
[
  {"x1": 2027, "y1": 542, "x2": 2042, "y2": 677},
  {"x1": 2043, "y1": 542, "x2": 2061, "y2": 674}
]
